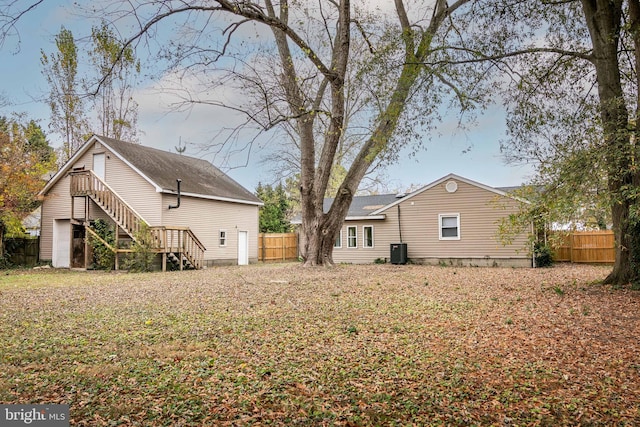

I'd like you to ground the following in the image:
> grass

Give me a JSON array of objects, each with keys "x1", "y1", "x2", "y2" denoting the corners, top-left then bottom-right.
[{"x1": 0, "y1": 263, "x2": 638, "y2": 426}]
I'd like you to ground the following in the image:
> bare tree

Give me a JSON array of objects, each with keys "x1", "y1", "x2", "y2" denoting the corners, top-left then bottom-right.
[
  {"x1": 84, "y1": 0, "x2": 490, "y2": 266},
  {"x1": 41, "y1": 26, "x2": 90, "y2": 162},
  {"x1": 0, "y1": 0, "x2": 44, "y2": 50},
  {"x1": 88, "y1": 21, "x2": 140, "y2": 142}
]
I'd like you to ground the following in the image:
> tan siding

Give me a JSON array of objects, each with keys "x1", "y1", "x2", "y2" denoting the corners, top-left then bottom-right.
[
  {"x1": 41, "y1": 140, "x2": 160, "y2": 260},
  {"x1": 41, "y1": 139, "x2": 259, "y2": 266},
  {"x1": 55, "y1": 141, "x2": 162, "y2": 222},
  {"x1": 73, "y1": 141, "x2": 161, "y2": 223},
  {"x1": 391, "y1": 180, "x2": 530, "y2": 259},
  {"x1": 332, "y1": 221, "x2": 392, "y2": 264},
  {"x1": 330, "y1": 179, "x2": 531, "y2": 265},
  {"x1": 40, "y1": 172, "x2": 119, "y2": 260},
  {"x1": 40, "y1": 176, "x2": 71, "y2": 261},
  {"x1": 161, "y1": 194, "x2": 259, "y2": 263},
  {"x1": 92, "y1": 142, "x2": 162, "y2": 224}
]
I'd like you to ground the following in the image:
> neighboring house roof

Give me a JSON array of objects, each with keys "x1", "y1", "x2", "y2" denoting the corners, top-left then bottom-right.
[
  {"x1": 324, "y1": 193, "x2": 404, "y2": 219},
  {"x1": 40, "y1": 135, "x2": 262, "y2": 206},
  {"x1": 371, "y1": 173, "x2": 526, "y2": 215},
  {"x1": 21, "y1": 207, "x2": 41, "y2": 236},
  {"x1": 495, "y1": 185, "x2": 522, "y2": 193},
  {"x1": 290, "y1": 193, "x2": 402, "y2": 224},
  {"x1": 292, "y1": 173, "x2": 526, "y2": 224}
]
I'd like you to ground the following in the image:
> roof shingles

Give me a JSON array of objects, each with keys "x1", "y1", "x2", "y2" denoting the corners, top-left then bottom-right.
[
  {"x1": 97, "y1": 136, "x2": 261, "y2": 205},
  {"x1": 323, "y1": 194, "x2": 402, "y2": 217}
]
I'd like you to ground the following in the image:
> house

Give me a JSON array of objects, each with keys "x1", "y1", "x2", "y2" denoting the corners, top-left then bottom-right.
[
  {"x1": 38, "y1": 135, "x2": 262, "y2": 270},
  {"x1": 22, "y1": 207, "x2": 41, "y2": 237},
  {"x1": 317, "y1": 173, "x2": 533, "y2": 267}
]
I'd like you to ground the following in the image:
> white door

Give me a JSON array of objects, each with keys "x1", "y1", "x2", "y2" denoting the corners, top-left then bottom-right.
[
  {"x1": 93, "y1": 153, "x2": 106, "y2": 180},
  {"x1": 238, "y1": 231, "x2": 249, "y2": 265},
  {"x1": 52, "y1": 219, "x2": 70, "y2": 268}
]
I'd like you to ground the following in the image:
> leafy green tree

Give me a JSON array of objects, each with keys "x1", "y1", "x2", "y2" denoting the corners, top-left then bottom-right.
[
  {"x1": 479, "y1": 0, "x2": 640, "y2": 285},
  {"x1": 0, "y1": 117, "x2": 55, "y2": 258},
  {"x1": 123, "y1": 223, "x2": 156, "y2": 272},
  {"x1": 24, "y1": 119, "x2": 55, "y2": 164},
  {"x1": 256, "y1": 183, "x2": 291, "y2": 233},
  {"x1": 41, "y1": 26, "x2": 90, "y2": 163}
]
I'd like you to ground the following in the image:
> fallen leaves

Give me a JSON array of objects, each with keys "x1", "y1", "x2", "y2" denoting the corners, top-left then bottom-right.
[{"x1": 0, "y1": 263, "x2": 638, "y2": 425}]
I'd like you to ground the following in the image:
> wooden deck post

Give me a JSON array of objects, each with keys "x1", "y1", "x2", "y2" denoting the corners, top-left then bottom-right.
[
  {"x1": 178, "y1": 231, "x2": 183, "y2": 271},
  {"x1": 84, "y1": 225, "x2": 89, "y2": 269},
  {"x1": 84, "y1": 196, "x2": 90, "y2": 269}
]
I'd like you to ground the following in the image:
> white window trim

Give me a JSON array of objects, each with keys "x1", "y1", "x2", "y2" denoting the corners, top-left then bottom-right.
[
  {"x1": 334, "y1": 230, "x2": 342, "y2": 248},
  {"x1": 347, "y1": 226, "x2": 357, "y2": 248},
  {"x1": 439, "y1": 213, "x2": 460, "y2": 240},
  {"x1": 363, "y1": 225, "x2": 374, "y2": 248},
  {"x1": 219, "y1": 229, "x2": 227, "y2": 247}
]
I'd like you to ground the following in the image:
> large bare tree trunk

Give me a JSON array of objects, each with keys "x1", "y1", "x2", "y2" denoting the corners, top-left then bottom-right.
[
  {"x1": 70, "y1": 0, "x2": 471, "y2": 267},
  {"x1": 298, "y1": 0, "x2": 459, "y2": 266},
  {"x1": 581, "y1": 0, "x2": 639, "y2": 285}
]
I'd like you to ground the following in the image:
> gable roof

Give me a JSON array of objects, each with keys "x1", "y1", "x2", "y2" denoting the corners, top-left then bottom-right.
[
  {"x1": 40, "y1": 135, "x2": 262, "y2": 206},
  {"x1": 371, "y1": 173, "x2": 526, "y2": 215},
  {"x1": 290, "y1": 174, "x2": 525, "y2": 225}
]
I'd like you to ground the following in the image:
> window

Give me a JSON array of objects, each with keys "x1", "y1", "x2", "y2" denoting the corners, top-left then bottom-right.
[
  {"x1": 347, "y1": 226, "x2": 357, "y2": 248},
  {"x1": 334, "y1": 230, "x2": 342, "y2": 248},
  {"x1": 363, "y1": 226, "x2": 374, "y2": 248},
  {"x1": 219, "y1": 230, "x2": 227, "y2": 246},
  {"x1": 439, "y1": 214, "x2": 460, "y2": 240}
]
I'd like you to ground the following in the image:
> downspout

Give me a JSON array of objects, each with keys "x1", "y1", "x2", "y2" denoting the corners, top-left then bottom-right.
[
  {"x1": 168, "y1": 179, "x2": 182, "y2": 209},
  {"x1": 397, "y1": 205, "x2": 403, "y2": 243}
]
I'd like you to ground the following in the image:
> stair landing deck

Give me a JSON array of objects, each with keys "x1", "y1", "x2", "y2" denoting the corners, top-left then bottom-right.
[{"x1": 69, "y1": 170, "x2": 206, "y2": 270}]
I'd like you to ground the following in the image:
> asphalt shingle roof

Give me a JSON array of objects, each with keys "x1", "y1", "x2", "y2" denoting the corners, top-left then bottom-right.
[
  {"x1": 97, "y1": 136, "x2": 262, "y2": 204},
  {"x1": 323, "y1": 193, "x2": 404, "y2": 217}
]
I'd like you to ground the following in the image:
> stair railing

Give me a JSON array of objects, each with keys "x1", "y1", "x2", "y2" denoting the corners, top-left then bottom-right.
[
  {"x1": 149, "y1": 226, "x2": 206, "y2": 270},
  {"x1": 70, "y1": 170, "x2": 206, "y2": 270},
  {"x1": 70, "y1": 170, "x2": 148, "y2": 238}
]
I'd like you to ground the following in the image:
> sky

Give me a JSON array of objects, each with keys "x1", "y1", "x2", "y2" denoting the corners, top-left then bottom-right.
[{"x1": 0, "y1": 1, "x2": 535, "y2": 194}]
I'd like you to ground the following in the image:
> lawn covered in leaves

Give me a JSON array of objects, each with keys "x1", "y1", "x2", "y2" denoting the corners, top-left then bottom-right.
[{"x1": 0, "y1": 263, "x2": 638, "y2": 426}]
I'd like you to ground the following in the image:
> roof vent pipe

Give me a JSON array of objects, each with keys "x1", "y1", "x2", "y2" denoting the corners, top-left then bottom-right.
[{"x1": 168, "y1": 179, "x2": 182, "y2": 209}]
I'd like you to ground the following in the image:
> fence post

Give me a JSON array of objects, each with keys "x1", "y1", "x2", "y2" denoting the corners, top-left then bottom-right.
[{"x1": 570, "y1": 233, "x2": 575, "y2": 263}]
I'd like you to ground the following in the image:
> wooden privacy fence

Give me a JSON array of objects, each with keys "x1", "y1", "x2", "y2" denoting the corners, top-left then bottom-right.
[
  {"x1": 552, "y1": 230, "x2": 615, "y2": 263},
  {"x1": 259, "y1": 233, "x2": 298, "y2": 262},
  {"x1": 4, "y1": 238, "x2": 39, "y2": 266}
]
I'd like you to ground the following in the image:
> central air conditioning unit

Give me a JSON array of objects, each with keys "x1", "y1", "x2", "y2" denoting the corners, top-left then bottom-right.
[{"x1": 390, "y1": 243, "x2": 407, "y2": 265}]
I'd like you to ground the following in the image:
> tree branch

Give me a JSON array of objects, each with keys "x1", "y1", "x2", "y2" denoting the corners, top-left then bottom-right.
[
  {"x1": 0, "y1": 0, "x2": 45, "y2": 49},
  {"x1": 412, "y1": 46, "x2": 594, "y2": 67}
]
